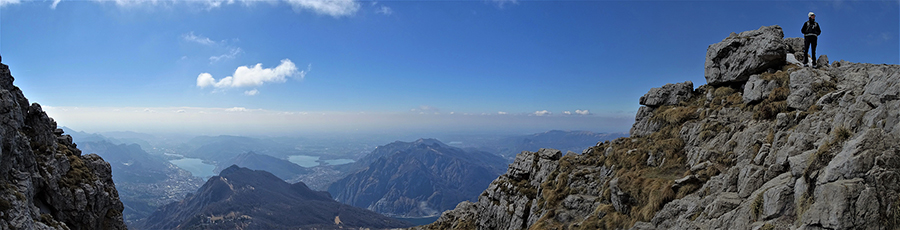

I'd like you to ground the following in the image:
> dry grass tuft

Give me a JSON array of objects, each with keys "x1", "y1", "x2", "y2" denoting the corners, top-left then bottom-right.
[{"x1": 652, "y1": 106, "x2": 699, "y2": 125}]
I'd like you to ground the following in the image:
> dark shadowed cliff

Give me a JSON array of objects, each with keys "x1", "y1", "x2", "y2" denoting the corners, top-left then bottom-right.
[{"x1": 0, "y1": 63, "x2": 126, "y2": 229}]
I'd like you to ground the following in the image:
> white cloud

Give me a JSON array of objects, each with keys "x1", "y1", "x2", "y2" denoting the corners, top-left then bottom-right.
[
  {"x1": 533, "y1": 110, "x2": 551, "y2": 116},
  {"x1": 284, "y1": 0, "x2": 360, "y2": 17},
  {"x1": 105, "y1": 0, "x2": 167, "y2": 8},
  {"x1": 209, "y1": 47, "x2": 243, "y2": 63},
  {"x1": 202, "y1": 0, "x2": 235, "y2": 9},
  {"x1": 575, "y1": 109, "x2": 591, "y2": 115},
  {"x1": 50, "y1": 0, "x2": 61, "y2": 9},
  {"x1": 244, "y1": 89, "x2": 259, "y2": 96},
  {"x1": 376, "y1": 5, "x2": 392, "y2": 15},
  {"x1": 183, "y1": 32, "x2": 217, "y2": 46},
  {"x1": 143, "y1": 108, "x2": 156, "y2": 113},
  {"x1": 0, "y1": 0, "x2": 21, "y2": 7},
  {"x1": 176, "y1": 109, "x2": 187, "y2": 113},
  {"x1": 197, "y1": 59, "x2": 303, "y2": 90},
  {"x1": 563, "y1": 111, "x2": 572, "y2": 115},
  {"x1": 197, "y1": 73, "x2": 216, "y2": 88},
  {"x1": 498, "y1": 111, "x2": 507, "y2": 115},
  {"x1": 225, "y1": 107, "x2": 249, "y2": 112}
]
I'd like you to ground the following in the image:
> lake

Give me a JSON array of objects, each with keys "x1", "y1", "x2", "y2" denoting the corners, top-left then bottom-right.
[
  {"x1": 288, "y1": 155, "x2": 355, "y2": 167},
  {"x1": 169, "y1": 158, "x2": 217, "y2": 178}
]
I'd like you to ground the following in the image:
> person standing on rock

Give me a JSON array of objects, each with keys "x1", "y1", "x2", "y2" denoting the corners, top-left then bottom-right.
[{"x1": 801, "y1": 12, "x2": 821, "y2": 67}]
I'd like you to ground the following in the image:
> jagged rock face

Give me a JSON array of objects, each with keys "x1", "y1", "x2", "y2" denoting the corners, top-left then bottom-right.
[
  {"x1": 0, "y1": 64, "x2": 126, "y2": 229},
  {"x1": 705, "y1": 25, "x2": 787, "y2": 86},
  {"x1": 632, "y1": 81, "x2": 694, "y2": 137},
  {"x1": 424, "y1": 25, "x2": 900, "y2": 230}
]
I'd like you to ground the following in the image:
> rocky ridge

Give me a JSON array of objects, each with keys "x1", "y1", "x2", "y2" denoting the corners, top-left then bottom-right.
[
  {"x1": 421, "y1": 25, "x2": 900, "y2": 230},
  {"x1": 0, "y1": 63, "x2": 126, "y2": 229}
]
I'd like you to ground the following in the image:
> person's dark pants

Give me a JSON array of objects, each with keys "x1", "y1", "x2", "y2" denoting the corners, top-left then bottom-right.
[{"x1": 803, "y1": 35, "x2": 817, "y2": 65}]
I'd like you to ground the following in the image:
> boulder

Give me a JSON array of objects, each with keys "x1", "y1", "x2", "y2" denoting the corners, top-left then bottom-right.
[
  {"x1": 783, "y1": 37, "x2": 805, "y2": 53},
  {"x1": 743, "y1": 74, "x2": 778, "y2": 104},
  {"x1": 639, "y1": 81, "x2": 694, "y2": 107},
  {"x1": 816, "y1": 55, "x2": 829, "y2": 68},
  {"x1": 705, "y1": 25, "x2": 788, "y2": 86}
]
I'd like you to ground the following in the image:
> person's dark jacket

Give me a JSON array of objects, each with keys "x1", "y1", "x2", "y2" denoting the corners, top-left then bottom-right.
[{"x1": 802, "y1": 19, "x2": 821, "y2": 37}]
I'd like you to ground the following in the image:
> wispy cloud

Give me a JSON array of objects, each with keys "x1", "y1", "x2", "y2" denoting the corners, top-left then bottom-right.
[
  {"x1": 68, "y1": 0, "x2": 366, "y2": 17},
  {"x1": 50, "y1": 0, "x2": 61, "y2": 9},
  {"x1": 376, "y1": 5, "x2": 392, "y2": 15},
  {"x1": 197, "y1": 59, "x2": 309, "y2": 93},
  {"x1": 410, "y1": 105, "x2": 440, "y2": 114},
  {"x1": 491, "y1": 0, "x2": 518, "y2": 8},
  {"x1": 497, "y1": 111, "x2": 507, "y2": 115},
  {"x1": 0, "y1": 0, "x2": 21, "y2": 7},
  {"x1": 284, "y1": 0, "x2": 360, "y2": 17},
  {"x1": 182, "y1": 32, "x2": 218, "y2": 46},
  {"x1": 105, "y1": 0, "x2": 168, "y2": 8},
  {"x1": 244, "y1": 89, "x2": 259, "y2": 96},
  {"x1": 575, "y1": 109, "x2": 591, "y2": 115},
  {"x1": 209, "y1": 47, "x2": 243, "y2": 63},
  {"x1": 201, "y1": 0, "x2": 234, "y2": 9},
  {"x1": 182, "y1": 32, "x2": 244, "y2": 63},
  {"x1": 225, "y1": 107, "x2": 249, "y2": 112}
]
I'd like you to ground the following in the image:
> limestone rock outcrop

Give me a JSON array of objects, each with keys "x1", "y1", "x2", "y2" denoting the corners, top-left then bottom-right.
[
  {"x1": 422, "y1": 25, "x2": 900, "y2": 230},
  {"x1": 631, "y1": 81, "x2": 694, "y2": 137},
  {"x1": 639, "y1": 81, "x2": 694, "y2": 107},
  {"x1": 705, "y1": 25, "x2": 787, "y2": 86},
  {"x1": 0, "y1": 63, "x2": 126, "y2": 229}
]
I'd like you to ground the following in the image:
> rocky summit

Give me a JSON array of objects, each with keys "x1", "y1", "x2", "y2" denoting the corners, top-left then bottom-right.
[
  {"x1": 422, "y1": 25, "x2": 900, "y2": 230},
  {"x1": 0, "y1": 63, "x2": 126, "y2": 229}
]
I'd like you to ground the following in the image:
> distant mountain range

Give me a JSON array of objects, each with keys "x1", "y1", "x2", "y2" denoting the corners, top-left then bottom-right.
[
  {"x1": 214, "y1": 151, "x2": 311, "y2": 181},
  {"x1": 328, "y1": 138, "x2": 507, "y2": 218},
  {"x1": 493, "y1": 130, "x2": 626, "y2": 159},
  {"x1": 140, "y1": 165, "x2": 411, "y2": 229},
  {"x1": 78, "y1": 141, "x2": 204, "y2": 226}
]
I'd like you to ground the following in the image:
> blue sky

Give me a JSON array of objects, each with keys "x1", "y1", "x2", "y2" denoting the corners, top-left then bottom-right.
[{"x1": 1, "y1": 0, "x2": 897, "y2": 135}]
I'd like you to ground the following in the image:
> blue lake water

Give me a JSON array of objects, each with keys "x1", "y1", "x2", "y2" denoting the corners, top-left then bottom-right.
[
  {"x1": 288, "y1": 155, "x2": 320, "y2": 167},
  {"x1": 169, "y1": 158, "x2": 217, "y2": 179},
  {"x1": 288, "y1": 155, "x2": 355, "y2": 167}
]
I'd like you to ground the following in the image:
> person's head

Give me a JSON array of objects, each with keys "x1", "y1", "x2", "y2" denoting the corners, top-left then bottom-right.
[{"x1": 809, "y1": 12, "x2": 816, "y2": 20}]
